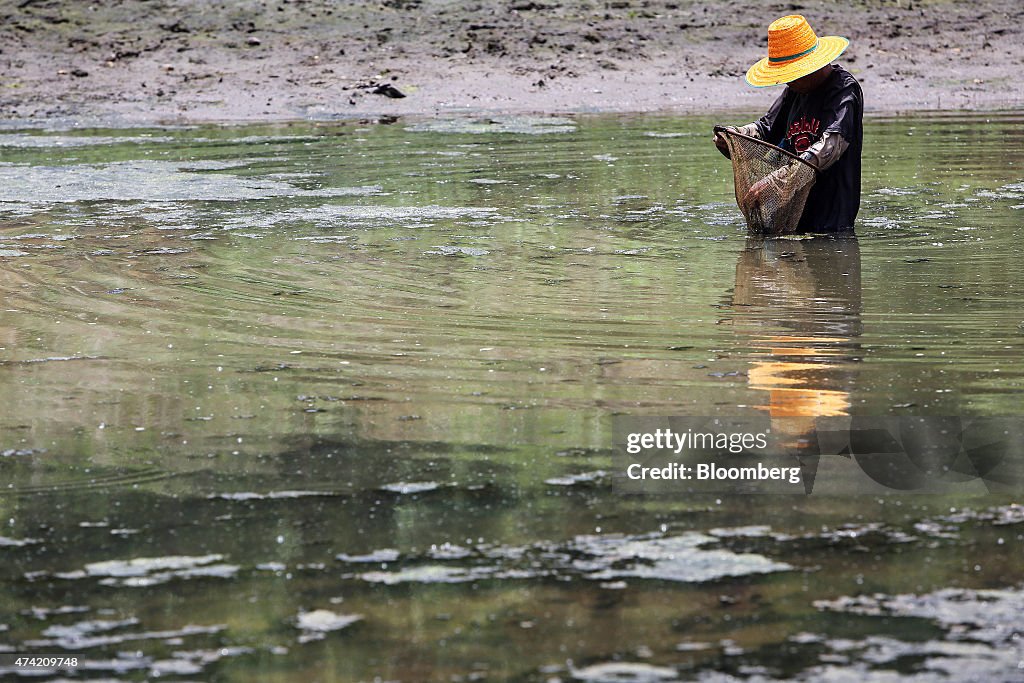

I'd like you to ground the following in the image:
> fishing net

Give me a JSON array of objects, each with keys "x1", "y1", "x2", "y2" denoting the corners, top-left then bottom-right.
[{"x1": 717, "y1": 127, "x2": 818, "y2": 235}]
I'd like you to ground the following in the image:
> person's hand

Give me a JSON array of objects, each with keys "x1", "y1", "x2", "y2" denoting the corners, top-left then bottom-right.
[
  {"x1": 713, "y1": 127, "x2": 732, "y2": 159},
  {"x1": 740, "y1": 183, "x2": 761, "y2": 215},
  {"x1": 742, "y1": 165, "x2": 792, "y2": 211},
  {"x1": 742, "y1": 176, "x2": 768, "y2": 209}
]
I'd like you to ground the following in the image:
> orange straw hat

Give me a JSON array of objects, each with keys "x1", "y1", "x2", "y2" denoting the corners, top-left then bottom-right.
[{"x1": 746, "y1": 15, "x2": 849, "y2": 87}]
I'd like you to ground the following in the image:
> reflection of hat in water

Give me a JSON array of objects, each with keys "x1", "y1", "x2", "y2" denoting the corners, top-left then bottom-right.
[{"x1": 746, "y1": 15, "x2": 849, "y2": 87}]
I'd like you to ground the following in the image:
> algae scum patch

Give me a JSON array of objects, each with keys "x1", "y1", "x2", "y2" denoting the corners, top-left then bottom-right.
[
  {"x1": 1, "y1": 115, "x2": 1023, "y2": 681},
  {"x1": 348, "y1": 532, "x2": 791, "y2": 586}
]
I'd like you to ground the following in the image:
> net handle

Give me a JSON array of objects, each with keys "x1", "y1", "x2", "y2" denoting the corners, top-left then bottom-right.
[{"x1": 713, "y1": 126, "x2": 819, "y2": 172}]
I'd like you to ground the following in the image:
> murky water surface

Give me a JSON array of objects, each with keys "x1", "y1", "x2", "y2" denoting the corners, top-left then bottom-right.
[{"x1": 1, "y1": 114, "x2": 1023, "y2": 681}]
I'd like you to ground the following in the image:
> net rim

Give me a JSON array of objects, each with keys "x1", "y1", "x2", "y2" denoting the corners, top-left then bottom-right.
[{"x1": 714, "y1": 126, "x2": 820, "y2": 172}]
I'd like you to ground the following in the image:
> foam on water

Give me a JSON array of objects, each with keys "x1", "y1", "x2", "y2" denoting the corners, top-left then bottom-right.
[
  {"x1": 348, "y1": 531, "x2": 791, "y2": 585},
  {"x1": 295, "y1": 609, "x2": 362, "y2": 642},
  {"x1": 0, "y1": 160, "x2": 382, "y2": 204},
  {"x1": 406, "y1": 116, "x2": 577, "y2": 135},
  {"x1": 49, "y1": 555, "x2": 239, "y2": 588},
  {"x1": 571, "y1": 662, "x2": 680, "y2": 682},
  {"x1": 425, "y1": 245, "x2": 491, "y2": 256},
  {"x1": 0, "y1": 133, "x2": 174, "y2": 148}
]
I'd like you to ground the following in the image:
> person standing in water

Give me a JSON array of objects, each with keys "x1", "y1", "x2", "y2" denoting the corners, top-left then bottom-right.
[{"x1": 714, "y1": 15, "x2": 864, "y2": 234}]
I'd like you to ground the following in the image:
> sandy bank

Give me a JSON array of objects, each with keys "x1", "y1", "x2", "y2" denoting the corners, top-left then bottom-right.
[{"x1": 1, "y1": 0, "x2": 1022, "y2": 126}]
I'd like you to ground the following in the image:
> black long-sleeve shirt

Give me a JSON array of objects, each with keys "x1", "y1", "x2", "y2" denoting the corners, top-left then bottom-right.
[{"x1": 752, "y1": 65, "x2": 864, "y2": 233}]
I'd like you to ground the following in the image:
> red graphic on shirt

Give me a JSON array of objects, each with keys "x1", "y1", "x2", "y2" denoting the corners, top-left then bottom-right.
[{"x1": 786, "y1": 116, "x2": 821, "y2": 153}]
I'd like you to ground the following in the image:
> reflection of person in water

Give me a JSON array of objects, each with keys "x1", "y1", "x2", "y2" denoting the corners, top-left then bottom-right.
[{"x1": 732, "y1": 237, "x2": 862, "y2": 422}]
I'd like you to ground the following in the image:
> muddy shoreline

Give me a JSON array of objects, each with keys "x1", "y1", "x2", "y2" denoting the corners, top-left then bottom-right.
[{"x1": 1, "y1": 0, "x2": 1023, "y2": 126}]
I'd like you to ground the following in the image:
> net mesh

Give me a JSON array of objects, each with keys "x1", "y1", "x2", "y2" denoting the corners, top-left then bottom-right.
[{"x1": 720, "y1": 128, "x2": 817, "y2": 235}]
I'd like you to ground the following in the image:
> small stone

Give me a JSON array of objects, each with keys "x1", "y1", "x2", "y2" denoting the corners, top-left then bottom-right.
[{"x1": 372, "y1": 83, "x2": 406, "y2": 98}]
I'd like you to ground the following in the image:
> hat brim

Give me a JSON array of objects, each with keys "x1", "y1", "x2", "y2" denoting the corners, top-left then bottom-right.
[{"x1": 745, "y1": 36, "x2": 849, "y2": 87}]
